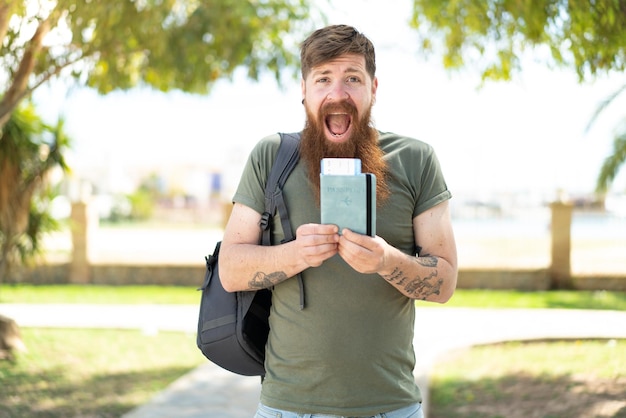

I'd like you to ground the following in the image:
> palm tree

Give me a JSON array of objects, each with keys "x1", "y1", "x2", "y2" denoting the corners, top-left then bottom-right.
[
  {"x1": 586, "y1": 83, "x2": 626, "y2": 195},
  {"x1": 0, "y1": 103, "x2": 70, "y2": 282}
]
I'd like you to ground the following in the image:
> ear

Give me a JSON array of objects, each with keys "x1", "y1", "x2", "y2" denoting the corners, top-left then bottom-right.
[
  {"x1": 301, "y1": 78, "x2": 306, "y2": 102},
  {"x1": 371, "y1": 77, "x2": 378, "y2": 101}
]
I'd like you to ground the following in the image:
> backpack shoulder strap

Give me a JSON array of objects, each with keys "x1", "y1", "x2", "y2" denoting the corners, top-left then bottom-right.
[
  {"x1": 261, "y1": 132, "x2": 300, "y2": 246},
  {"x1": 260, "y1": 132, "x2": 306, "y2": 309}
]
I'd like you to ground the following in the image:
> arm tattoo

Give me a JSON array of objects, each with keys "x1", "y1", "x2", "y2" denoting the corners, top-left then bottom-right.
[
  {"x1": 383, "y1": 267, "x2": 404, "y2": 284},
  {"x1": 248, "y1": 271, "x2": 288, "y2": 289},
  {"x1": 417, "y1": 255, "x2": 438, "y2": 268},
  {"x1": 381, "y1": 255, "x2": 443, "y2": 300},
  {"x1": 405, "y1": 271, "x2": 443, "y2": 300}
]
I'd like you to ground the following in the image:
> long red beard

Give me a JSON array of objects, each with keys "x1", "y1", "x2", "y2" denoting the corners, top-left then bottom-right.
[{"x1": 300, "y1": 100, "x2": 390, "y2": 204}]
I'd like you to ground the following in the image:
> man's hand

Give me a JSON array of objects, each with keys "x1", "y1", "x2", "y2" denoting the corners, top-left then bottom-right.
[
  {"x1": 336, "y1": 228, "x2": 389, "y2": 274},
  {"x1": 295, "y1": 223, "x2": 340, "y2": 268}
]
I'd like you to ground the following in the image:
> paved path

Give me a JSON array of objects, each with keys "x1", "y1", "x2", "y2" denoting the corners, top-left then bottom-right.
[{"x1": 2, "y1": 304, "x2": 626, "y2": 418}]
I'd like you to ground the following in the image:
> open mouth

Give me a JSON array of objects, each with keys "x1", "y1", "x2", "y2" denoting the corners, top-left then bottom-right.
[{"x1": 325, "y1": 113, "x2": 352, "y2": 138}]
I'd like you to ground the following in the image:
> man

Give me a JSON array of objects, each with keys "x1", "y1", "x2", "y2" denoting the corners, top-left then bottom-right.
[{"x1": 220, "y1": 24, "x2": 457, "y2": 418}]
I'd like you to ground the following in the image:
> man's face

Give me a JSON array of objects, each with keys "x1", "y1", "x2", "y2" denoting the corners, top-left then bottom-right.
[
  {"x1": 301, "y1": 54, "x2": 378, "y2": 145},
  {"x1": 299, "y1": 53, "x2": 389, "y2": 203}
]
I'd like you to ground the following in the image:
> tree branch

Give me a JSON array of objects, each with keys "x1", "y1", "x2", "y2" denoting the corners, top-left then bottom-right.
[
  {"x1": 0, "y1": 2, "x2": 13, "y2": 48},
  {"x1": 0, "y1": 15, "x2": 51, "y2": 127}
]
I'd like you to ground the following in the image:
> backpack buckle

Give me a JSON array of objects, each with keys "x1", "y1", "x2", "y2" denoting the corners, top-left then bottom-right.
[{"x1": 260, "y1": 212, "x2": 271, "y2": 231}]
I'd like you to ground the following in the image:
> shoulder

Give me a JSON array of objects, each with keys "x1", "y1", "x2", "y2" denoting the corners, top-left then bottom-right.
[
  {"x1": 234, "y1": 133, "x2": 285, "y2": 213},
  {"x1": 378, "y1": 131, "x2": 437, "y2": 164},
  {"x1": 249, "y1": 133, "x2": 282, "y2": 161},
  {"x1": 379, "y1": 131, "x2": 434, "y2": 153}
]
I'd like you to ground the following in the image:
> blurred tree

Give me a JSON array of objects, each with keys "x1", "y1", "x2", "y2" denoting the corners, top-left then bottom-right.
[
  {"x1": 410, "y1": 0, "x2": 626, "y2": 81},
  {"x1": 0, "y1": 102, "x2": 70, "y2": 282},
  {"x1": 0, "y1": 0, "x2": 311, "y2": 128},
  {"x1": 410, "y1": 0, "x2": 626, "y2": 193},
  {"x1": 586, "y1": 86, "x2": 626, "y2": 194},
  {"x1": 595, "y1": 130, "x2": 626, "y2": 193}
]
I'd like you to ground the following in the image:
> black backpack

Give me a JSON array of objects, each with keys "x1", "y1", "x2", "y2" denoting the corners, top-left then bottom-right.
[{"x1": 196, "y1": 132, "x2": 302, "y2": 377}]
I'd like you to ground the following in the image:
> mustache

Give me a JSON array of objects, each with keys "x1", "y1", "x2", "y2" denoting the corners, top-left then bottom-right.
[{"x1": 321, "y1": 100, "x2": 358, "y2": 117}]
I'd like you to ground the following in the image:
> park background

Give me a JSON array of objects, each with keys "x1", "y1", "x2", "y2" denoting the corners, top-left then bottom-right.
[
  {"x1": 2, "y1": 1, "x2": 626, "y2": 417},
  {"x1": 24, "y1": 0, "x2": 626, "y2": 283}
]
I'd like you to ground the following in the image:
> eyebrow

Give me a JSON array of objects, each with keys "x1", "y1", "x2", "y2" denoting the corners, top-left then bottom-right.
[{"x1": 312, "y1": 66, "x2": 364, "y2": 77}]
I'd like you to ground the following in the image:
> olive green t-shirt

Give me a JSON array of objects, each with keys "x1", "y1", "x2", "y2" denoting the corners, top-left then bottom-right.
[{"x1": 233, "y1": 131, "x2": 451, "y2": 416}]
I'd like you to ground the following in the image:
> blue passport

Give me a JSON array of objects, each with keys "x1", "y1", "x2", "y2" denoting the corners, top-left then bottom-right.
[{"x1": 320, "y1": 173, "x2": 376, "y2": 236}]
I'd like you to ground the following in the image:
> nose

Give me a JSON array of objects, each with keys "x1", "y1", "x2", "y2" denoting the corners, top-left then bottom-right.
[{"x1": 326, "y1": 81, "x2": 349, "y2": 102}]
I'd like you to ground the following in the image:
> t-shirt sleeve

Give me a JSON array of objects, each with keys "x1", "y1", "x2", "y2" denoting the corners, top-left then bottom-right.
[{"x1": 413, "y1": 145, "x2": 452, "y2": 217}]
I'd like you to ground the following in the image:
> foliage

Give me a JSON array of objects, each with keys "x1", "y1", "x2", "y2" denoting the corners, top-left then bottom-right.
[
  {"x1": 0, "y1": 103, "x2": 70, "y2": 282},
  {"x1": 410, "y1": 0, "x2": 626, "y2": 193},
  {"x1": 596, "y1": 129, "x2": 626, "y2": 193},
  {"x1": 0, "y1": 0, "x2": 312, "y2": 127},
  {"x1": 410, "y1": 0, "x2": 626, "y2": 82},
  {"x1": 585, "y1": 84, "x2": 626, "y2": 193},
  {"x1": 126, "y1": 173, "x2": 164, "y2": 221},
  {"x1": 126, "y1": 189, "x2": 155, "y2": 221}
]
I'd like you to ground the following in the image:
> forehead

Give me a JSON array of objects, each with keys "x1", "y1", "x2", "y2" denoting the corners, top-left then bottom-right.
[{"x1": 307, "y1": 54, "x2": 368, "y2": 77}]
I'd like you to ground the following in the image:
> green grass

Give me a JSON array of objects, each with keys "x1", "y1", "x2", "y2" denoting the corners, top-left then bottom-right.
[
  {"x1": 0, "y1": 328, "x2": 205, "y2": 418},
  {"x1": 1, "y1": 285, "x2": 625, "y2": 417},
  {"x1": 429, "y1": 339, "x2": 626, "y2": 417},
  {"x1": 2, "y1": 285, "x2": 625, "y2": 311},
  {"x1": 441, "y1": 288, "x2": 626, "y2": 310},
  {"x1": 0, "y1": 284, "x2": 201, "y2": 304}
]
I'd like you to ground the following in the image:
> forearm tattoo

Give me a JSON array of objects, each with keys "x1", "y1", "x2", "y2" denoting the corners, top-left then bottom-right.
[
  {"x1": 381, "y1": 255, "x2": 443, "y2": 300},
  {"x1": 248, "y1": 271, "x2": 288, "y2": 289}
]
